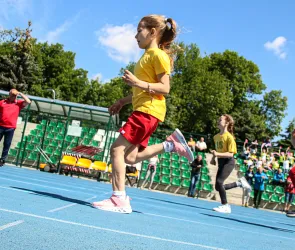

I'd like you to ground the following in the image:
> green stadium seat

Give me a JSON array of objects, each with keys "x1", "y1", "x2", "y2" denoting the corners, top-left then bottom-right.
[
  {"x1": 201, "y1": 174, "x2": 211, "y2": 182},
  {"x1": 52, "y1": 127, "x2": 60, "y2": 134},
  {"x1": 50, "y1": 155, "x2": 59, "y2": 165},
  {"x1": 203, "y1": 183, "x2": 213, "y2": 192},
  {"x1": 266, "y1": 170, "x2": 274, "y2": 178},
  {"x1": 56, "y1": 134, "x2": 64, "y2": 141},
  {"x1": 261, "y1": 193, "x2": 270, "y2": 202},
  {"x1": 171, "y1": 169, "x2": 180, "y2": 177},
  {"x1": 280, "y1": 196, "x2": 285, "y2": 204},
  {"x1": 18, "y1": 151, "x2": 28, "y2": 161},
  {"x1": 270, "y1": 194, "x2": 280, "y2": 203},
  {"x1": 171, "y1": 153, "x2": 179, "y2": 162},
  {"x1": 181, "y1": 179, "x2": 191, "y2": 188},
  {"x1": 45, "y1": 147, "x2": 54, "y2": 155},
  {"x1": 140, "y1": 171, "x2": 147, "y2": 180},
  {"x1": 53, "y1": 149, "x2": 62, "y2": 157},
  {"x1": 50, "y1": 140, "x2": 59, "y2": 148},
  {"x1": 43, "y1": 139, "x2": 50, "y2": 146},
  {"x1": 161, "y1": 152, "x2": 171, "y2": 160},
  {"x1": 181, "y1": 171, "x2": 191, "y2": 179},
  {"x1": 25, "y1": 144, "x2": 35, "y2": 151},
  {"x1": 41, "y1": 120, "x2": 47, "y2": 126},
  {"x1": 65, "y1": 135, "x2": 73, "y2": 143},
  {"x1": 180, "y1": 163, "x2": 190, "y2": 171},
  {"x1": 30, "y1": 130, "x2": 38, "y2": 136},
  {"x1": 156, "y1": 166, "x2": 161, "y2": 174},
  {"x1": 148, "y1": 137, "x2": 156, "y2": 145},
  {"x1": 72, "y1": 137, "x2": 79, "y2": 143},
  {"x1": 155, "y1": 138, "x2": 162, "y2": 144},
  {"x1": 171, "y1": 177, "x2": 181, "y2": 186},
  {"x1": 250, "y1": 190, "x2": 254, "y2": 198},
  {"x1": 37, "y1": 131, "x2": 45, "y2": 138},
  {"x1": 25, "y1": 135, "x2": 33, "y2": 142},
  {"x1": 236, "y1": 158, "x2": 243, "y2": 165},
  {"x1": 161, "y1": 175, "x2": 170, "y2": 185},
  {"x1": 46, "y1": 133, "x2": 55, "y2": 140},
  {"x1": 28, "y1": 152, "x2": 38, "y2": 162},
  {"x1": 32, "y1": 137, "x2": 41, "y2": 144},
  {"x1": 171, "y1": 161, "x2": 180, "y2": 169},
  {"x1": 59, "y1": 128, "x2": 66, "y2": 135},
  {"x1": 239, "y1": 165, "x2": 247, "y2": 173},
  {"x1": 153, "y1": 174, "x2": 160, "y2": 183},
  {"x1": 180, "y1": 156, "x2": 189, "y2": 163},
  {"x1": 91, "y1": 140, "x2": 99, "y2": 147},
  {"x1": 82, "y1": 138, "x2": 90, "y2": 146},
  {"x1": 161, "y1": 159, "x2": 170, "y2": 168},
  {"x1": 142, "y1": 162, "x2": 149, "y2": 171},
  {"x1": 49, "y1": 121, "x2": 57, "y2": 127},
  {"x1": 274, "y1": 186, "x2": 284, "y2": 195},
  {"x1": 93, "y1": 154, "x2": 103, "y2": 161},
  {"x1": 201, "y1": 167, "x2": 209, "y2": 174},
  {"x1": 161, "y1": 167, "x2": 170, "y2": 176},
  {"x1": 57, "y1": 122, "x2": 65, "y2": 129},
  {"x1": 8, "y1": 149, "x2": 18, "y2": 157},
  {"x1": 265, "y1": 185, "x2": 274, "y2": 193},
  {"x1": 36, "y1": 124, "x2": 44, "y2": 131}
]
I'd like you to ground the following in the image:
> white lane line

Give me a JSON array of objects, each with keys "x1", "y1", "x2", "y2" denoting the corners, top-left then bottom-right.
[
  {"x1": 140, "y1": 212, "x2": 295, "y2": 240},
  {"x1": 0, "y1": 220, "x2": 24, "y2": 231},
  {"x1": 0, "y1": 177, "x2": 72, "y2": 192},
  {"x1": 0, "y1": 186, "x2": 33, "y2": 193},
  {"x1": 47, "y1": 195, "x2": 98, "y2": 213},
  {"x1": 0, "y1": 171, "x2": 106, "y2": 192},
  {"x1": 0, "y1": 208, "x2": 225, "y2": 250}
]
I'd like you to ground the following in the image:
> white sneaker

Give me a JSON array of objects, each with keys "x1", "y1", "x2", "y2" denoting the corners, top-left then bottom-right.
[
  {"x1": 213, "y1": 204, "x2": 231, "y2": 214},
  {"x1": 239, "y1": 177, "x2": 252, "y2": 192}
]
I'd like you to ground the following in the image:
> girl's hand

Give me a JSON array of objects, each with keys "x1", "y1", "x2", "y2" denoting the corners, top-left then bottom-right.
[
  {"x1": 108, "y1": 100, "x2": 123, "y2": 115},
  {"x1": 122, "y1": 70, "x2": 139, "y2": 87}
]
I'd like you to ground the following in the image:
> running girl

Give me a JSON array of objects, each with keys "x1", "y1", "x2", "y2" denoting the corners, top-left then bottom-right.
[
  {"x1": 92, "y1": 15, "x2": 194, "y2": 214},
  {"x1": 211, "y1": 114, "x2": 252, "y2": 214}
]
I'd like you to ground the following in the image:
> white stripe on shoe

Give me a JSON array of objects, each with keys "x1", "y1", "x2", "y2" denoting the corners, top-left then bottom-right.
[{"x1": 174, "y1": 129, "x2": 194, "y2": 162}]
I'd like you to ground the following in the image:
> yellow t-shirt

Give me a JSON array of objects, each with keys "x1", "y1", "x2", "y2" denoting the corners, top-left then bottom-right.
[
  {"x1": 132, "y1": 48, "x2": 170, "y2": 122},
  {"x1": 213, "y1": 132, "x2": 237, "y2": 154}
]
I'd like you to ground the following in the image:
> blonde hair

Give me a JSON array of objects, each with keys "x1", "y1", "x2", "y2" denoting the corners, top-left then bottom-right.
[
  {"x1": 223, "y1": 114, "x2": 235, "y2": 135},
  {"x1": 140, "y1": 15, "x2": 177, "y2": 68}
]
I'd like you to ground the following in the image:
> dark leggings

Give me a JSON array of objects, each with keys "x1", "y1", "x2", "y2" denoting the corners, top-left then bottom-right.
[
  {"x1": 253, "y1": 189, "x2": 263, "y2": 207},
  {"x1": 215, "y1": 158, "x2": 237, "y2": 205}
]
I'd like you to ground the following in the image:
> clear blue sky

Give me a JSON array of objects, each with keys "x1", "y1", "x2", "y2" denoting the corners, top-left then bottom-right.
[{"x1": 1, "y1": 0, "x2": 294, "y2": 132}]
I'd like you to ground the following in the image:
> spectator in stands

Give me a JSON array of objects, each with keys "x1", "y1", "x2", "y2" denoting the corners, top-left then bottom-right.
[
  {"x1": 272, "y1": 158, "x2": 280, "y2": 171},
  {"x1": 261, "y1": 148, "x2": 267, "y2": 163},
  {"x1": 272, "y1": 169, "x2": 285, "y2": 186},
  {"x1": 261, "y1": 138, "x2": 272, "y2": 153},
  {"x1": 196, "y1": 137, "x2": 207, "y2": 152},
  {"x1": 284, "y1": 176, "x2": 295, "y2": 213},
  {"x1": 187, "y1": 135, "x2": 196, "y2": 152},
  {"x1": 188, "y1": 154, "x2": 203, "y2": 197},
  {"x1": 242, "y1": 139, "x2": 250, "y2": 160},
  {"x1": 0, "y1": 89, "x2": 31, "y2": 167},
  {"x1": 253, "y1": 166, "x2": 268, "y2": 209},
  {"x1": 256, "y1": 157, "x2": 263, "y2": 168},
  {"x1": 283, "y1": 158, "x2": 290, "y2": 174},
  {"x1": 242, "y1": 166, "x2": 254, "y2": 207},
  {"x1": 249, "y1": 139, "x2": 258, "y2": 154},
  {"x1": 140, "y1": 155, "x2": 159, "y2": 190}
]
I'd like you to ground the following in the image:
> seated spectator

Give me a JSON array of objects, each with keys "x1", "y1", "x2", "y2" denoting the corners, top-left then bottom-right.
[
  {"x1": 242, "y1": 166, "x2": 254, "y2": 207},
  {"x1": 284, "y1": 176, "x2": 295, "y2": 213},
  {"x1": 242, "y1": 139, "x2": 250, "y2": 159},
  {"x1": 261, "y1": 138, "x2": 272, "y2": 152},
  {"x1": 272, "y1": 158, "x2": 280, "y2": 171},
  {"x1": 283, "y1": 158, "x2": 290, "y2": 174},
  {"x1": 187, "y1": 135, "x2": 196, "y2": 152},
  {"x1": 196, "y1": 137, "x2": 207, "y2": 152},
  {"x1": 272, "y1": 169, "x2": 285, "y2": 186},
  {"x1": 256, "y1": 157, "x2": 263, "y2": 168},
  {"x1": 261, "y1": 148, "x2": 267, "y2": 162},
  {"x1": 246, "y1": 158, "x2": 254, "y2": 169},
  {"x1": 188, "y1": 155, "x2": 203, "y2": 197},
  {"x1": 253, "y1": 166, "x2": 268, "y2": 209},
  {"x1": 249, "y1": 139, "x2": 258, "y2": 154}
]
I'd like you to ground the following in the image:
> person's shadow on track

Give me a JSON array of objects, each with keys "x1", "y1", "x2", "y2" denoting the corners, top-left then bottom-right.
[
  {"x1": 200, "y1": 212, "x2": 295, "y2": 233},
  {"x1": 10, "y1": 186, "x2": 93, "y2": 207}
]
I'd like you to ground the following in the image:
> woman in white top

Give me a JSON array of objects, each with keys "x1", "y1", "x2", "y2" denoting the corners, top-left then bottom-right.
[{"x1": 140, "y1": 155, "x2": 159, "y2": 190}]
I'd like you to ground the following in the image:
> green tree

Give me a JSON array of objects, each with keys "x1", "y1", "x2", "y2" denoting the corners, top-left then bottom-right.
[
  {"x1": 0, "y1": 21, "x2": 41, "y2": 91},
  {"x1": 277, "y1": 118, "x2": 295, "y2": 148},
  {"x1": 261, "y1": 90, "x2": 288, "y2": 138}
]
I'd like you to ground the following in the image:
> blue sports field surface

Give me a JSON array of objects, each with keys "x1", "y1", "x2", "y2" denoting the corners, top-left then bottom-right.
[{"x1": 0, "y1": 165, "x2": 294, "y2": 250}]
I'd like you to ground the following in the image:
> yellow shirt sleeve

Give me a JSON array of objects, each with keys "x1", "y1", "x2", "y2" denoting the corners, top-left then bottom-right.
[
  {"x1": 153, "y1": 51, "x2": 171, "y2": 75},
  {"x1": 227, "y1": 135, "x2": 237, "y2": 154}
]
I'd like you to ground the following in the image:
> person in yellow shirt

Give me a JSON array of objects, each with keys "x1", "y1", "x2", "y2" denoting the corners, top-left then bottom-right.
[
  {"x1": 211, "y1": 114, "x2": 252, "y2": 214},
  {"x1": 188, "y1": 135, "x2": 196, "y2": 152},
  {"x1": 92, "y1": 15, "x2": 194, "y2": 214}
]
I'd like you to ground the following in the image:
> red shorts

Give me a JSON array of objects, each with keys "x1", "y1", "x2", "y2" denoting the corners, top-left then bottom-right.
[
  {"x1": 119, "y1": 111, "x2": 159, "y2": 149},
  {"x1": 289, "y1": 166, "x2": 295, "y2": 187}
]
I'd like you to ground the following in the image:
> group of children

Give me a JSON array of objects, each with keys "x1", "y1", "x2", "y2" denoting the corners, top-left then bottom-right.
[{"x1": 90, "y1": 14, "x2": 295, "y2": 218}]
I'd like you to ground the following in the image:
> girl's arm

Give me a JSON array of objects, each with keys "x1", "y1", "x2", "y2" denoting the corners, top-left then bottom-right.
[
  {"x1": 118, "y1": 94, "x2": 133, "y2": 106},
  {"x1": 122, "y1": 70, "x2": 170, "y2": 95}
]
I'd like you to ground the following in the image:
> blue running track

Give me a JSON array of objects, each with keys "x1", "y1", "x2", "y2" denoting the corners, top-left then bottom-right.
[{"x1": 0, "y1": 165, "x2": 294, "y2": 250}]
